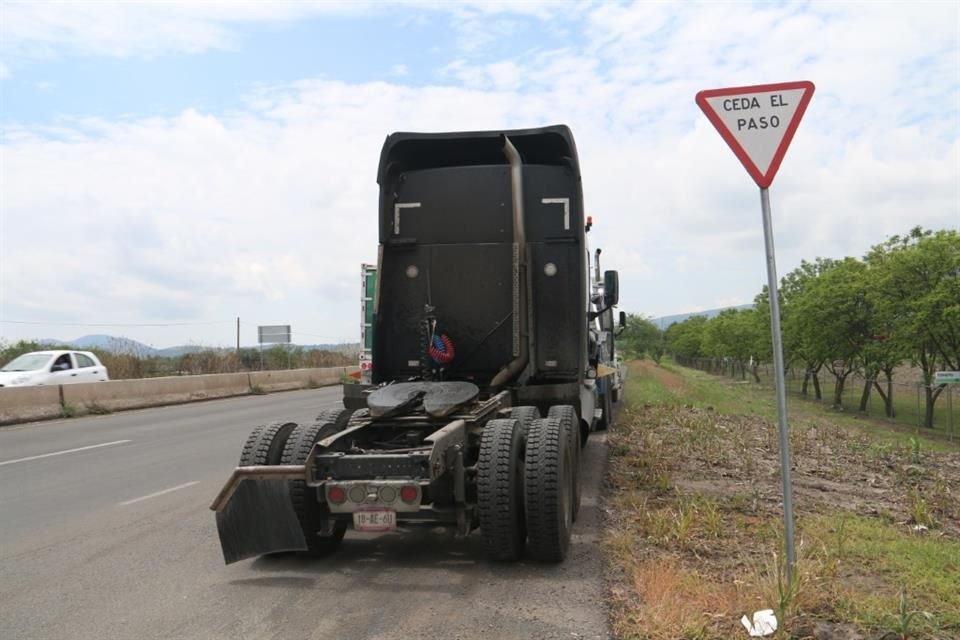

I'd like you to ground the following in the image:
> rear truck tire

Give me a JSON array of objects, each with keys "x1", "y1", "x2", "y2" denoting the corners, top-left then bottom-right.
[
  {"x1": 315, "y1": 407, "x2": 354, "y2": 429},
  {"x1": 478, "y1": 418, "x2": 526, "y2": 561},
  {"x1": 596, "y1": 389, "x2": 613, "y2": 431},
  {"x1": 510, "y1": 405, "x2": 540, "y2": 439},
  {"x1": 281, "y1": 420, "x2": 348, "y2": 555},
  {"x1": 547, "y1": 405, "x2": 581, "y2": 522},
  {"x1": 524, "y1": 416, "x2": 574, "y2": 563},
  {"x1": 611, "y1": 386, "x2": 621, "y2": 404},
  {"x1": 239, "y1": 421, "x2": 298, "y2": 466}
]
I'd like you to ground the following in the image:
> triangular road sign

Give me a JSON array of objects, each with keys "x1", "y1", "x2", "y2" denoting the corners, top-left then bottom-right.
[{"x1": 696, "y1": 81, "x2": 815, "y2": 188}]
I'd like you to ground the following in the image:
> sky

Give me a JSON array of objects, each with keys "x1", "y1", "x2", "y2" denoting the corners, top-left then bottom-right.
[{"x1": 0, "y1": 0, "x2": 957, "y2": 349}]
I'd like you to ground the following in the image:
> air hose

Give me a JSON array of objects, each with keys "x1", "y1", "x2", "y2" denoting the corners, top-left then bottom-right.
[{"x1": 429, "y1": 334, "x2": 455, "y2": 365}]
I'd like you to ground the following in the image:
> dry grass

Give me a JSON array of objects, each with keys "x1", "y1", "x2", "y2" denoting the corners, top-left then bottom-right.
[{"x1": 603, "y1": 360, "x2": 960, "y2": 640}]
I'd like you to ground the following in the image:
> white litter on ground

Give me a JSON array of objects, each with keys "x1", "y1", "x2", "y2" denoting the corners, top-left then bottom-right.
[{"x1": 741, "y1": 609, "x2": 778, "y2": 636}]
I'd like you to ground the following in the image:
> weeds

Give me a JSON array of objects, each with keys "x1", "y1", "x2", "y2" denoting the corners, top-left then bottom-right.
[
  {"x1": 249, "y1": 384, "x2": 266, "y2": 395},
  {"x1": 60, "y1": 402, "x2": 76, "y2": 418},
  {"x1": 674, "y1": 500, "x2": 697, "y2": 542},
  {"x1": 907, "y1": 490, "x2": 935, "y2": 529},
  {"x1": 85, "y1": 401, "x2": 112, "y2": 415},
  {"x1": 909, "y1": 436, "x2": 922, "y2": 464},
  {"x1": 773, "y1": 548, "x2": 802, "y2": 626},
  {"x1": 835, "y1": 515, "x2": 849, "y2": 558},
  {"x1": 886, "y1": 588, "x2": 935, "y2": 639},
  {"x1": 700, "y1": 498, "x2": 724, "y2": 539}
]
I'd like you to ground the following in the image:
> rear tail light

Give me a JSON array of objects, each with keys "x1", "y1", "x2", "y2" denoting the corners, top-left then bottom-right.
[
  {"x1": 327, "y1": 486, "x2": 347, "y2": 505},
  {"x1": 399, "y1": 485, "x2": 418, "y2": 504}
]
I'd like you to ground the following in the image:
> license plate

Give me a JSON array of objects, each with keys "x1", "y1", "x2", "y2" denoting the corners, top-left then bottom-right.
[{"x1": 353, "y1": 509, "x2": 397, "y2": 532}]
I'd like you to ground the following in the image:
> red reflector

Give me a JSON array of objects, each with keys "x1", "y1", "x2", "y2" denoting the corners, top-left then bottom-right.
[
  {"x1": 328, "y1": 486, "x2": 347, "y2": 505},
  {"x1": 399, "y1": 485, "x2": 418, "y2": 504}
]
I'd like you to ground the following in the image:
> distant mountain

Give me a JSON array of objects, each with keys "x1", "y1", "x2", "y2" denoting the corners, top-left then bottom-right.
[
  {"x1": 41, "y1": 335, "x2": 160, "y2": 356},
  {"x1": 650, "y1": 304, "x2": 752, "y2": 329},
  {"x1": 155, "y1": 345, "x2": 210, "y2": 358},
  {"x1": 301, "y1": 343, "x2": 360, "y2": 354}
]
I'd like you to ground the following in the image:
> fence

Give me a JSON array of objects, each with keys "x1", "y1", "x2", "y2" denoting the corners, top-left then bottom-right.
[{"x1": 674, "y1": 356, "x2": 958, "y2": 441}]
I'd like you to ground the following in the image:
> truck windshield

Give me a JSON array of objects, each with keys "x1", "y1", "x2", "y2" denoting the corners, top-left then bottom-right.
[{"x1": 1, "y1": 353, "x2": 53, "y2": 372}]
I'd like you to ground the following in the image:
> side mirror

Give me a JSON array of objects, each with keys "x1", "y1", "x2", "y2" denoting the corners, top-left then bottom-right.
[
  {"x1": 603, "y1": 270, "x2": 619, "y2": 307},
  {"x1": 619, "y1": 311, "x2": 627, "y2": 328}
]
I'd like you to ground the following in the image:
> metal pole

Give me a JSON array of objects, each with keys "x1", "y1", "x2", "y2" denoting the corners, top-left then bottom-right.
[{"x1": 759, "y1": 187, "x2": 797, "y2": 579}]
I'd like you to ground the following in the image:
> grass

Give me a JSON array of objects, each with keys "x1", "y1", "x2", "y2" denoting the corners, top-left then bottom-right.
[
  {"x1": 85, "y1": 401, "x2": 113, "y2": 415},
  {"x1": 704, "y1": 361, "x2": 959, "y2": 438},
  {"x1": 60, "y1": 402, "x2": 76, "y2": 418},
  {"x1": 604, "y1": 359, "x2": 960, "y2": 640},
  {"x1": 660, "y1": 358, "x2": 957, "y2": 453}
]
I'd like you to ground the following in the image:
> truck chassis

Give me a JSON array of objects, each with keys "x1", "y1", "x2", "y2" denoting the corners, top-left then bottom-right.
[{"x1": 212, "y1": 382, "x2": 579, "y2": 564}]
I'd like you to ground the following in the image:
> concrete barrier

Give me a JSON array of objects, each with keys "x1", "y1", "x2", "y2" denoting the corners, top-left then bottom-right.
[
  {"x1": 63, "y1": 372, "x2": 254, "y2": 416},
  {"x1": 0, "y1": 386, "x2": 63, "y2": 424},
  {"x1": 0, "y1": 366, "x2": 358, "y2": 424},
  {"x1": 249, "y1": 367, "x2": 350, "y2": 392}
]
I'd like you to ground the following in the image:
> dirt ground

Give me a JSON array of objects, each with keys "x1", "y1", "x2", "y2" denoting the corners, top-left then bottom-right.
[
  {"x1": 633, "y1": 360, "x2": 687, "y2": 391},
  {"x1": 603, "y1": 364, "x2": 960, "y2": 640}
]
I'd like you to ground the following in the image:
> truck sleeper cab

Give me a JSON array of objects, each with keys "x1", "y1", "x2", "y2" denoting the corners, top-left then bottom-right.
[{"x1": 211, "y1": 125, "x2": 618, "y2": 565}]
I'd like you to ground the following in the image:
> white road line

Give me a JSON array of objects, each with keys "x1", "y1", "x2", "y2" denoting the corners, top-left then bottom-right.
[
  {"x1": 0, "y1": 439, "x2": 132, "y2": 467},
  {"x1": 119, "y1": 481, "x2": 200, "y2": 507}
]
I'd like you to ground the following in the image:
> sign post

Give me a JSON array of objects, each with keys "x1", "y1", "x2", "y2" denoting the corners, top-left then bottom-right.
[{"x1": 696, "y1": 81, "x2": 815, "y2": 582}]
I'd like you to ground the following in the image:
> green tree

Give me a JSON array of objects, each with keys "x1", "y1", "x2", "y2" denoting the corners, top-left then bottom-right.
[
  {"x1": 858, "y1": 258, "x2": 912, "y2": 416},
  {"x1": 701, "y1": 309, "x2": 765, "y2": 381},
  {"x1": 792, "y1": 257, "x2": 870, "y2": 409},
  {"x1": 665, "y1": 315, "x2": 709, "y2": 361},
  {"x1": 867, "y1": 228, "x2": 960, "y2": 427},
  {"x1": 618, "y1": 314, "x2": 664, "y2": 362},
  {"x1": 779, "y1": 258, "x2": 838, "y2": 399}
]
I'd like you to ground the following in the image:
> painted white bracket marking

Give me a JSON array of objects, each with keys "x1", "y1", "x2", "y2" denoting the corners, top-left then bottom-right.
[
  {"x1": 119, "y1": 481, "x2": 199, "y2": 506},
  {"x1": 541, "y1": 197, "x2": 570, "y2": 230},
  {"x1": 394, "y1": 202, "x2": 421, "y2": 234},
  {"x1": 0, "y1": 439, "x2": 131, "y2": 467}
]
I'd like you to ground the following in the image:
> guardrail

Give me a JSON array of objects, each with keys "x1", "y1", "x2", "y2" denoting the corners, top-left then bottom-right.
[{"x1": 0, "y1": 367, "x2": 357, "y2": 425}]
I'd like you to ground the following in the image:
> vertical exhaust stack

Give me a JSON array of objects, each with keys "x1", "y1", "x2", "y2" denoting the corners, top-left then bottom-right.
[{"x1": 491, "y1": 135, "x2": 530, "y2": 388}]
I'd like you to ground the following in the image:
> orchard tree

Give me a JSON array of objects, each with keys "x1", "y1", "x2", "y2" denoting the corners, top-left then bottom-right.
[
  {"x1": 702, "y1": 309, "x2": 764, "y2": 381},
  {"x1": 858, "y1": 260, "x2": 912, "y2": 416},
  {"x1": 618, "y1": 314, "x2": 664, "y2": 362},
  {"x1": 779, "y1": 258, "x2": 838, "y2": 399},
  {"x1": 868, "y1": 228, "x2": 960, "y2": 428},
  {"x1": 793, "y1": 257, "x2": 870, "y2": 409},
  {"x1": 665, "y1": 315, "x2": 709, "y2": 362}
]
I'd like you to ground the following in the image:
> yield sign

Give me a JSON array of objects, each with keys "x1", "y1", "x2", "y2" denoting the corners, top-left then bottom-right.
[{"x1": 696, "y1": 81, "x2": 815, "y2": 188}]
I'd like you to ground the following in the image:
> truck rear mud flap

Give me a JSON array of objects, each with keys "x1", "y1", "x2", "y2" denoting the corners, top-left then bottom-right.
[{"x1": 211, "y1": 467, "x2": 308, "y2": 564}]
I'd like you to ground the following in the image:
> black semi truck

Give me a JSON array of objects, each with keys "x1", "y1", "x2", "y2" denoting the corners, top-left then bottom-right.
[{"x1": 211, "y1": 125, "x2": 622, "y2": 564}]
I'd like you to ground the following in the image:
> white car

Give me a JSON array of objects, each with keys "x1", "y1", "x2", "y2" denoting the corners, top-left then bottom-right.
[{"x1": 0, "y1": 350, "x2": 110, "y2": 387}]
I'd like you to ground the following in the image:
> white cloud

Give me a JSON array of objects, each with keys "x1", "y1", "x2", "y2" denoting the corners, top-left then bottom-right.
[
  {"x1": 0, "y1": 0, "x2": 569, "y2": 61},
  {"x1": 0, "y1": 61, "x2": 10, "y2": 79},
  {"x1": 1, "y1": 1, "x2": 957, "y2": 345}
]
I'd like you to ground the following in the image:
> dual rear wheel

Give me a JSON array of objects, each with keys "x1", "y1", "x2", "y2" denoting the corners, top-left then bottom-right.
[
  {"x1": 237, "y1": 408, "x2": 353, "y2": 556},
  {"x1": 478, "y1": 404, "x2": 578, "y2": 563}
]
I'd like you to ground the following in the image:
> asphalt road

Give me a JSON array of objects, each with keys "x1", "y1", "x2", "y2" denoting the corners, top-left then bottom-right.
[{"x1": 0, "y1": 388, "x2": 611, "y2": 640}]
